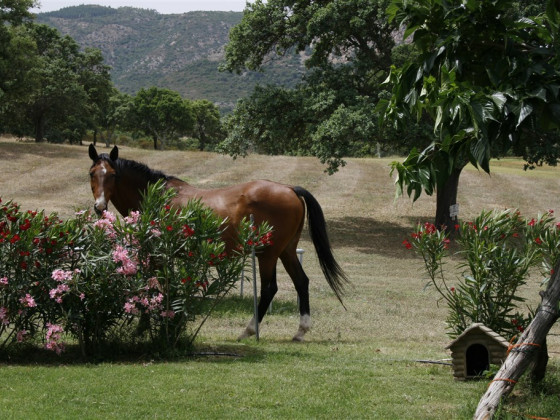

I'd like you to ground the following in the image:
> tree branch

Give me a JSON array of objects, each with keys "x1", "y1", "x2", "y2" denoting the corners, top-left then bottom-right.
[{"x1": 473, "y1": 261, "x2": 560, "y2": 419}]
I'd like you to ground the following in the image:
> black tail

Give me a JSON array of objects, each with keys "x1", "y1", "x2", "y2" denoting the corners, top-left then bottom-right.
[{"x1": 293, "y1": 186, "x2": 349, "y2": 307}]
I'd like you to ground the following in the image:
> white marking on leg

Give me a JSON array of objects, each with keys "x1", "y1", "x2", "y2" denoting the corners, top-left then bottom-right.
[
  {"x1": 293, "y1": 314, "x2": 311, "y2": 342},
  {"x1": 237, "y1": 316, "x2": 258, "y2": 340}
]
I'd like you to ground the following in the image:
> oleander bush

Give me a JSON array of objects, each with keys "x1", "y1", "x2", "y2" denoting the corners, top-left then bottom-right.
[
  {"x1": 0, "y1": 181, "x2": 270, "y2": 356},
  {"x1": 404, "y1": 209, "x2": 560, "y2": 339}
]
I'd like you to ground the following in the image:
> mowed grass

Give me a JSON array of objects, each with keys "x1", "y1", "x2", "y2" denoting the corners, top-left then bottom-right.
[{"x1": 1, "y1": 137, "x2": 559, "y2": 419}]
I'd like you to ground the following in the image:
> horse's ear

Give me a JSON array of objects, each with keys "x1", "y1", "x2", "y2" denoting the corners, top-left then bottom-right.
[
  {"x1": 88, "y1": 144, "x2": 99, "y2": 161},
  {"x1": 109, "y1": 146, "x2": 119, "y2": 161}
]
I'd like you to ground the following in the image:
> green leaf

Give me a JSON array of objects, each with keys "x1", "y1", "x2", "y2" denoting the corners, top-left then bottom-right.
[{"x1": 516, "y1": 102, "x2": 534, "y2": 128}]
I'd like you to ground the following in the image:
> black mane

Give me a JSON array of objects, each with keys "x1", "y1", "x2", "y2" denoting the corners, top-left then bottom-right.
[{"x1": 97, "y1": 153, "x2": 175, "y2": 183}]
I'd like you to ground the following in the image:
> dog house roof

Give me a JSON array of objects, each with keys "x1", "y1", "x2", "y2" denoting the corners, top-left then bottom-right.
[{"x1": 445, "y1": 323, "x2": 510, "y2": 350}]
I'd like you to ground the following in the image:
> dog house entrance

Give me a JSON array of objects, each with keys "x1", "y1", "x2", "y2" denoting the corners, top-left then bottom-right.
[{"x1": 466, "y1": 343, "x2": 489, "y2": 377}]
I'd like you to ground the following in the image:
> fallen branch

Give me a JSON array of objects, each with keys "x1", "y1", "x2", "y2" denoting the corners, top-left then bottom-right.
[{"x1": 473, "y1": 262, "x2": 560, "y2": 420}]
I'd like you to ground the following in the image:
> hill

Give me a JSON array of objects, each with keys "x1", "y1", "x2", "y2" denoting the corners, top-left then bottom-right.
[{"x1": 36, "y1": 5, "x2": 307, "y2": 112}]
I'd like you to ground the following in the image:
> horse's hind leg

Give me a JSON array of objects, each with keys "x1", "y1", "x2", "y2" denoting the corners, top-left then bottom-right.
[
  {"x1": 237, "y1": 256, "x2": 278, "y2": 340},
  {"x1": 281, "y1": 251, "x2": 311, "y2": 342}
]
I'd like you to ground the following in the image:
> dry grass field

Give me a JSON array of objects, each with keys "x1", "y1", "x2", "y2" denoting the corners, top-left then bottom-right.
[{"x1": 1, "y1": 136, "x2": 560, "y2": 418}]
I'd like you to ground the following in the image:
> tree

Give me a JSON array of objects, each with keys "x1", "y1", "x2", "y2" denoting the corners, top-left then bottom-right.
[
  {"x1": 1, "y1": 24, "x2": 112, "y2": 143},
  {"x1": 0, "y1": 0, "x2": 36, "y2": 113},
  {"x1": 77, "y1": 47, "x2": 113, "y2": 145},
  {"x1": 221, "y1": 0, "x2": 400, "y2": 172},
  {"x1": 132, "y1": 87, "x2": 195, "y2": 150},
  {"x1": 96, "y1": 88, "x2": 134, "y2": 147},
  {"x1": 190, "y1": 99, "x2": 224, "y2": 151},
  {"x1": 379, "y1": 0, "x2": 560, "y2": 230}
]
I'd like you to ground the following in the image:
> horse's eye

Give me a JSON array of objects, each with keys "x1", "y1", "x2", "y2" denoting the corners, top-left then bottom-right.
[{"x1": 89, "y1": 173, "x2": 94, "y2": 179}]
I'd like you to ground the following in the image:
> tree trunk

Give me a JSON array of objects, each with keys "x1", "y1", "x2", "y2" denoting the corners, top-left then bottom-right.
[
  {"x1": 435, "y1": 166, "x2": 462, "y2": 232},
  {"x1": 198, "y1": 130, "x2": 206, "y2": 151},
  {"x1": 153, "y1": 135, "x2": 158, "y2": 150},
  {"x1": 34, "y1": 114, "x2": 45, "y2": 143},
  {"x1": 473, "y1": 262, "x2": 560, "y2": 419}
]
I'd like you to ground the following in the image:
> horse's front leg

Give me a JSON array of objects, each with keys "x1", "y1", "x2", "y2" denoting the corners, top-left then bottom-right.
[{"x1": 238, "y1": 260, "x2": 278, "y2": 340}]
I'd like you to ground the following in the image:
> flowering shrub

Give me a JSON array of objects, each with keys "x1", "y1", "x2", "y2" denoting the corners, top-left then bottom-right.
[
  {"x1": 405, "y1": 209, "x2": 560, "y2": 339},
  {"x1": 0, "y1": 182, "x2": 272, "y2": 356},
  {"x1": 0, "y1": 198, "x2": 75, "y2": 348}
]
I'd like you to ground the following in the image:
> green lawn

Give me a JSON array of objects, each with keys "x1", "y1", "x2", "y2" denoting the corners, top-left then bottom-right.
[{"x1": 0, "y1": 138, "x2": 559, "y2": 419}]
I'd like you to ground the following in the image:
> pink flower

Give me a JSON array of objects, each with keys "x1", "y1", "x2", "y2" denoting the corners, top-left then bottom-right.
[
  {"x1": 148, "y1": 277, "x2": 161, "y2": 291},
  {"x1": 124, "y1": 301, "x2": 138, "y2": 315},
  {"x1": 49, "y1": 283, "x2": 70, "y2": 301},
  {"x1": 124, "y1": 211, "x2": 140, "y2": 225},
  {"x1": 0, "y1": 277, "x2": 8, "y2": 286},
  {"x1": 113, "y1": 245, "x2": 138, "y2": 276},
  {"x1": 19, "y1": 293, "x2": 36, "y2": 308},
  {"x1": 45, "y1": 323, "x2": 65, "y2": 355},
  {"x1": 16, "y1": 330, "x2": 28, "y2": 343},
  {"x1": 0, "y1": 307, "x2": 9, "y2": 325},
  {"x1": 161, "y1": 310, "x2": 175, "y2": 319},
  {"x1": 112, "y1": 245, "x2": 129, "y2": 263},
  {"x1": 116, "y1": 259, "x2": 137, "y2": 276},
  {"x1": 51, "y1": 269, "x2": 73, "y2": 282},
  {"x1": 93, "y1": 218, "x2": 116, "y2": 238},
  {"x1": 101, "y1": 210, "x2": 116, "y2": 223}
]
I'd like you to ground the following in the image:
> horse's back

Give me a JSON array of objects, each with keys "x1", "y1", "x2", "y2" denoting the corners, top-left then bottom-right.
[{"x1": 169, "y1": 179, "x2": 305, "y2": 243}]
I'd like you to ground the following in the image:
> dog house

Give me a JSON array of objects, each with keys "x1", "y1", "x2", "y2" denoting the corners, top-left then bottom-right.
[{"x1": 446, "y1": 323, "x2": 509, "y2": 380}]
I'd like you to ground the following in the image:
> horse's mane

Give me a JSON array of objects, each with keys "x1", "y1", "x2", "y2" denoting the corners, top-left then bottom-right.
[{"x1": 97, "y1": 153, "x2": 176, "y2": 183}]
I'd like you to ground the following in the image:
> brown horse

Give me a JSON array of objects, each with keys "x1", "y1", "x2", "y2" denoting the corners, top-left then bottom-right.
[{"x1": 88, "y1": 144, "x2": 348, "y2": 341}]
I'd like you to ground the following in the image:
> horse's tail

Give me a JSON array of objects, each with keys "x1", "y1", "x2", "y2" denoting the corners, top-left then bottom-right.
[{"x1": 293, "y1": 186, "x2": 349, "y2": 308}]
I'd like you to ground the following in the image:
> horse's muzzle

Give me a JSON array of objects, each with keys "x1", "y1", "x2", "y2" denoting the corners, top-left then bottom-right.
[{"x1": 93, "y1": 205, "x2": 106, "y2": 216}]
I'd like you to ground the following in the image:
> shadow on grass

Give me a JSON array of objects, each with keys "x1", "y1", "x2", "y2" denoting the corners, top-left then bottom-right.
[
  {"x1": 0, "y1": 296, "x2": 302, "y2": 367},
  {"x1": 0, "y1": 141, "x2": 87, "y2": 161},
  {"x1": 211, "y1": 295, "x2": 299, "y2": 317},
  {"x1": 0, "y1": 340, "x2": 267, "y2": 366},
  {"x1": 327, "y1": 215, "x2": 429, "y2": 258}
]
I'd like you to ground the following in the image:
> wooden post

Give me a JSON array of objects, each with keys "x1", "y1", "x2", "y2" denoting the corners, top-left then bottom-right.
[
  {"x1": 250, "y1": 214, "x2": 259, "y2": 341},
  {"x1": 473, "y1": 261, "x2": 560, "y2": 419}
]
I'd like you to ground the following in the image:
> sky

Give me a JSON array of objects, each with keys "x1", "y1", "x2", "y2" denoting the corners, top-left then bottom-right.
[{"x1": 31, "y1": 1, "x2": 249, "y2": 14}]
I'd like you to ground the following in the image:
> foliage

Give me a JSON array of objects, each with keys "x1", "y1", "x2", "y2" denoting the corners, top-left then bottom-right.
[
  {"x1": 220, "y1": 0, "x2": 401, "y2": 172},
  {"x1": 0, "y1": 0, "x2": 37, "y2": 112},
  {"x1": 380, "y1": 0, "x2": 560, "y2": 204},
  {"x1": 131, "y1": 86, "x2": 195, "y2": 150},
  {"x1": 190, "y1": 99, "x2": 225, "y2": 151},
  {"x1": 0, "y1": 23, "x2": 112, "y2": 143},
  {"x1": 0, "y1": 182, "x2": 271, "y2": 355},
  {"x1": 404, "y1": 209, "x2": 560, "y2": 338},
  {"x1": 96, "y1": 88, "x2": 134, "y2": 147}
]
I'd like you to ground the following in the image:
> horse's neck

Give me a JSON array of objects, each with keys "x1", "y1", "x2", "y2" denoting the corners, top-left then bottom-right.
[{"x1": 112, "y1": 172, "x2": 149, "y2": 216}]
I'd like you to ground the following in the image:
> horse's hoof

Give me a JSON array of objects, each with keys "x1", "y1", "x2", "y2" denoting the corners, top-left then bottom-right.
[
  {"x1": 237, "y1": 328, "x2": 255, "y2": 341},
  {"x1": 292, "y1": 335, "x2": 305, "y2": 342}
]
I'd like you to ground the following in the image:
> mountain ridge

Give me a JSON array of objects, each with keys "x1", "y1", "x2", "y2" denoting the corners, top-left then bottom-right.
[{"x1": 36, "y1": 5, "x2": 306, "y2": 112}]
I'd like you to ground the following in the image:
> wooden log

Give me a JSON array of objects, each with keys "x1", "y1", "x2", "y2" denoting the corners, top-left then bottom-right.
[{"x1": 473, "y1": 261, "x2": 560, "y2": 419}]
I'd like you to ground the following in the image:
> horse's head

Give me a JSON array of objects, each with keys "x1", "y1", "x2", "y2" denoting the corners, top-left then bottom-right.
[{"x1": 88, "y1": 144, "x2": 119, "y2": 216}]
